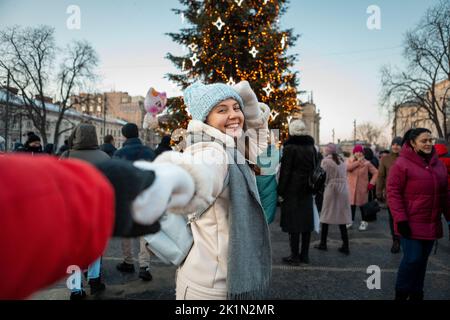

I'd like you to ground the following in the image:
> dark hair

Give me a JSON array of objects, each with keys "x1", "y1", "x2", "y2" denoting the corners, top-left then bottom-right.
[
  {"x1": 363, "y1": 147, "x2": 374, "y2": 160},
  {"x1": 104, "y1": 134, "x2": 114, "y2": 144},
  {"x1": 121, "y1": 123, "x2": 139, "y2": 139},
  {"x1": 160, "y1": 135, "x2": 171, "y2": 146},
  {"x1": 331, "y1": 153, "x2": 341, "y2": 165},
  {"x1": 379, "y1": 150, "x2": 390, "y2": 155},
  {"x1": 402, "y1": 128, "x2": 432, "y2": 146}
]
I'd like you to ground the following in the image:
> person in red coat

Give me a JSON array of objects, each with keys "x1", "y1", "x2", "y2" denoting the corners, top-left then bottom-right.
[
  {"x1": 0, "y1": 155, "x2": 195, "y2": 300},
  {"x1": 434, "y1": 139, "x2": 450, "y2": 187},
  {"x1": 387, "y1": 128, "x2": 450, "y2": 300}
]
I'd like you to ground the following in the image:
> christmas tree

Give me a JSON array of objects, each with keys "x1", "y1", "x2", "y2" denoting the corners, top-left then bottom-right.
[{"x1": 166, "y1": 0, "x2": 300, "y2": 134}]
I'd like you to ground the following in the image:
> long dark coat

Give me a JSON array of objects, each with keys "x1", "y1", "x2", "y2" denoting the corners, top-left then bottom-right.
[{"x1": 277, "y1": 135, "x2": 316, "y2": 233}]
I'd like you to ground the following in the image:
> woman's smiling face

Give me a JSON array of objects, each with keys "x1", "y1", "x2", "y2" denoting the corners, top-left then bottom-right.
[{"x1": 205, "y1": 98, "x2": 244, "y2": 138}]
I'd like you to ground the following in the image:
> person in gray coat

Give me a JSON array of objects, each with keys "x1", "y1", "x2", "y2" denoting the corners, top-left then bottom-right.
[
  {"x1": 60, "y1": 122, "x2": 110, "y2": 299},
  {"x1": 61, "y1": 123, "x2": 110, "y2": 164}
]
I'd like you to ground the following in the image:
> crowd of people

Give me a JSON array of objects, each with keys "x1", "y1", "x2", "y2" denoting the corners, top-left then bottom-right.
[{"x1": 1, "y1": 80, "x2": 449, "y2": 301}]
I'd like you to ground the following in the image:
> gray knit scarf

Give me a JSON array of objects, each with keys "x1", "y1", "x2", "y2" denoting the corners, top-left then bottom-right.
[{"x1": 189, "y1": 133, "x2": 272, "y2": 300}]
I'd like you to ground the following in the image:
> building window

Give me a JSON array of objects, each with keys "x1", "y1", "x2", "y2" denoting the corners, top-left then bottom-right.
[{"x1": 97, "y1": 105, "x2": 101, "y2": 112}]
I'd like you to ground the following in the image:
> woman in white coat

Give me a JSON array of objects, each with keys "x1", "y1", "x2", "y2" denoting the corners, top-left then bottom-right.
[
  {"x1": 137, "y1": 81, "x2": 272, "y2": 300},
  {"x1": 315, "y1": 143, "x2": 352, "y2": 254}
]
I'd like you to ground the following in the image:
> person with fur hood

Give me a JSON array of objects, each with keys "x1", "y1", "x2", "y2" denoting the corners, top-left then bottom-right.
[
  {"x1": 138, "y1": 81, "x2": 272, "y2": 300},
  {"x1": 278, "y1": 119, "x2": 317, "y2": 265}
]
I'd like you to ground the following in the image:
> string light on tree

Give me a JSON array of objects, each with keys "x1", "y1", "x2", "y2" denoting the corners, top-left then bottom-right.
[
  {"x1": 213, "y1": 17, "x2": 226, "y2": 31},
  {"x1": 263, "y1": 83, "x2": 274, "y2": 97},
  {"x1": 188, "y1": 43, "x2": 198, "y2": 52},
  {"x1": 249, "y1": 46, "x2": 259, "y2": 58},
  {"x1": 269, "y1": 110, "x2": 279, "y2": 121},
  {"x1": 227, "y1": 76, "x2": 236, "y2": 86},
  {"x1": 166, "y1": 0, "x2": 300, "y2": 136},
  {"x1": 190, "y1": 53, "x2": 199, "y2": 66},
  {"x1": 281, "y1": 34, "x2": 288, "y2": 49}
]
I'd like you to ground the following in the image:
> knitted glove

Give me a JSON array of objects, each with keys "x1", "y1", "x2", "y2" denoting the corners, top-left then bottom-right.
[
  {"x1": 132, "y1": 161, "x2": 195, "y2": 225},
  {"x1": 368, "y1": 183, "x2": 375, "y2": 191},
  {"x1": 95, "y1": 159, "x2": 161, "y2": 238},
  {"x1": 233, "y1": 81, "x2": 261, "y2": 120},
  {"x1": 397, "y1": 221, "x2": 411, "y2": 239}
]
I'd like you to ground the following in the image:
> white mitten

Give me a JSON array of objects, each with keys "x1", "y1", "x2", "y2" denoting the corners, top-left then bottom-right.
[
  {"x1": 131, "y1": 161, "x2": 195, "y2": 225},
  {"x1": 233, "y1": 80, "x2": 261, "y2": 120}
]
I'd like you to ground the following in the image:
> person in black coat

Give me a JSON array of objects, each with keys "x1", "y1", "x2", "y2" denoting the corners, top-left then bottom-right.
[
  {"x1": 56, "y1": 139, "x2": 69, "y2": 156},
  {"x1": 113, "y1": 123, "x2": 155, "y2": 162},
  {"x1": 278, "y1": 119, "x2": 316, "y2": 265},
  {"x1": 364, "y1": 147, "x2": 378, "y2": 202},
  {"x1": 100, "y1": 134, "x2": 117, "y2": 157},
  {"x1": 113, "y1": 122, "x2": 156, "y2": 281},
  {"x1": 23, "y1": 133, "x2": 43, "y2": 154},
  {"x1": 154, "y1": 135, "x2": 173, "y2": 157}
]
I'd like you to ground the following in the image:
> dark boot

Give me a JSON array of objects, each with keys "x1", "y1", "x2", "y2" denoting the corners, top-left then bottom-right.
[
  {"x1": 282, "y1": 255, "x2": 301, "y2": 265},
  {"x1": 338, "y1": 225, "x2": 350, "y2": 255},
  {"x1": 299, "y1": 232, "x2": 311, "y2": 264},
  {"x1": 116, "y1": 261, "x2": 135, "y2": 273},
  {"x1": 409, "y1": 291, "x2": 424, "y2": 301},
  {"x1": 338, "y1": 245, "x2": 350, "y2": 255},
  {"x1": 138, "y1": 267, "x2": 153, "y2": 281},
  {"x1": 283, "y1": 233, "x2": 300, "y2": 265},
  {"x1": 315, "y1": 224, "x2": 328, "y2": 251},
  {"x1": 88, "y1": 277, "x2": 106, "y2": 295},
  {"x1": 70, "y1": 289, "x2": 86, "y2": 300},
  {"x1": 395, "y1": 290, "x2": 409, "y2": 300},
  {"x1": 391, "y1": 239, "x2": 401, "y2": 254}
]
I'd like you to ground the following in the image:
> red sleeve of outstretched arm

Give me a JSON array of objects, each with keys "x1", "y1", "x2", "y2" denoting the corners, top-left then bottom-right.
[{"x1": 0, "y1": 155, "x2": 115, "y2": 299}]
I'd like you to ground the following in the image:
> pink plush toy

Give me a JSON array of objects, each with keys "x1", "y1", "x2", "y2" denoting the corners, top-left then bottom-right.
[{"x1": 143, "y1": 87, "x2": 167, "y2": 129}]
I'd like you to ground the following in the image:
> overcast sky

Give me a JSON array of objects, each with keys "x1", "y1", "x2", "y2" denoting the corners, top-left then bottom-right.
[{"x1": 0, "y1": 0, "x2": 440, "y2": 143}]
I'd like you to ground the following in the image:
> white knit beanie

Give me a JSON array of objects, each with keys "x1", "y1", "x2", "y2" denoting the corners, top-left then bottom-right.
[{"x1": 288, "y1": 119, "x2": 306, "y2": 136}]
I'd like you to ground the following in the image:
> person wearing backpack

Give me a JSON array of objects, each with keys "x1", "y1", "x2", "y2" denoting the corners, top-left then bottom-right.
[
  {"x1": 277, "y1": 119, "x2": 316, "y2": 265},
  {"x1": 138, "y1": 81, "x2": 271, "y2": 300}
]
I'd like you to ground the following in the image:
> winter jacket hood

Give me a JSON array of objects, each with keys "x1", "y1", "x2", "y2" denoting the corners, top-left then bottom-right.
[
  {"x1": 153, "y1": 104, "x2": 270, "y2": 298},
  {"x1": 69, "y1": 124, "x2": 99, "y2": 150}
]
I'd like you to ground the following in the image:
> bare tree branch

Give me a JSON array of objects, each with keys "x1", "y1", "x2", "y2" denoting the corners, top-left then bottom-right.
[{"x1": 0, "y1": 26, "x2": 98, "y2": 146}]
